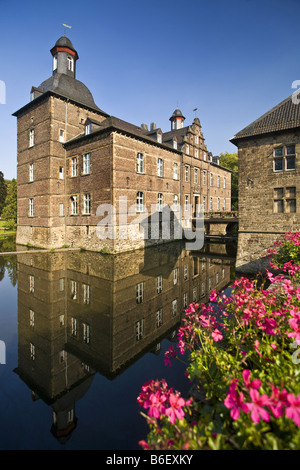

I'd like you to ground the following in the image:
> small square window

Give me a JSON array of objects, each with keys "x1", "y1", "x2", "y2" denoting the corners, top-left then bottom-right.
[
  {"x1": 286, "y1": 156, "x2": 296, "y2": 170},
  {"x1": 274, "y1": 158, "x2": 283, "y2": 171}
]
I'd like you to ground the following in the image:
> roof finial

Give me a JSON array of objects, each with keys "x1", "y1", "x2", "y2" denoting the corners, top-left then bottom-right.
[
  {"x1": 193, "y1": 108, "x2": 198, "y2": 118},
  {"x1": 62, "y1": 23, "x2": 72, "y2": 36}
]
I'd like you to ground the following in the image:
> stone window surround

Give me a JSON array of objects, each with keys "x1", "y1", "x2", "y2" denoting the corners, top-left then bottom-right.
[{"x1": 273, "y1": 144, "x2": 296, "y2": 172}]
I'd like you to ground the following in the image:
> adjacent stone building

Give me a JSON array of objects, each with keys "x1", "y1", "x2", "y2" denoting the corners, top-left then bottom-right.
[
  {"x1": 231, "y1": 92, "x2": 300, "y2": 271},
  {"x1": 14, "y1": 36, "x2": 231, "y2": 252}
]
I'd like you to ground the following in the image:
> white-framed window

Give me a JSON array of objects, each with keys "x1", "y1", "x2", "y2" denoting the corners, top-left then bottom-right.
[
  {"x1": 217, "y1": 197, "x2": 220, "y2": 211},
  {"x1": 173, "y1": 163, "x2": 178, "y2": 180},
  {"x1": 222, "y1": 268, "x2": 225, "y2": 279},
  {"x1": 83, "y1": 153, "x2": 90, "y2": 174},
  {"x1": 203, "y1": 152, "x2": 207, "y2": 161},
  {"x1": 59, "y1": 278, "x2": 64, "y2": 291},
  {"x1": 59, "y1": 314, "x2": 65, "y2": 326},
  {"x1": 71, "y1": 196, "x2": 77, "y2": 215},
  {"x1": 60, "y1": 350, "x2": 66, "y2": 364},
  {"x1": 186, "y1": 144, "x2": 189, "y2": 155},
  {"x1": 194, "y1": 169, "x2": 198, "y2": 184},
  {"x1": 157, "y1": 158, "x2": 163, "y2": 177},
  {"x1": 59, "y1": 129, "x2": 65, "y2": 142},
  {"x1": 193, "y1": 287, "x2": 198, "y2": 302},
  {"x1": 29, "y1": 275, "x2": 34, "y2": 293},
  {"x1": 83, "y1": 193, "x2": 91, "y2": 215},
  {"x1": 173, "y1": 268, "x2": 178, "y2": 285},
  {"x1": 157, "y1": 193, "x2": 163, "y2": 212},
  {"x1": 67, "y1": 409, "x2": 74, "y2": 424},
  {"x1": 173, "y1": 194, "x2": 179, "y2": 211},
  {"x1": 59, "y1": 203, "x2": 64, "y2": 217},
  {"x1": 216, "y1": 272, "x2": 219, "y2": 285},
  {"x1": 210, "y1": 173, "x2": 213, "y2": 186},
  {"x1": 29, "y1": 163, "x2": 34, "y2": 182},
  {"x1": 157, "y1": 133, "x2": 162, "y2": 143},
  {"x1": 195, "y1": 149, "x2": 199, "y2": 158},
  {"x1": 59, "y1": 166, "x2": 64, "y2": 179},
  {"x1": 183, "y1": 292, "x2": 188, "y2": 309},
  {"x1": 83, "y1": 323, "x2": 90, "y2": 344},
  {"x1": 137, "y1": 153, "x2": 144, "y2": 173},
  {"x1": 223, "y1": 177, "x2": 226, "y2": 189},
  {"x1": 53, "y1": 54, "x2": 58, "y2": 71},
  {"x1": 210, "y1": 197, "x2": 213, "y2": 211},
  {"x1": 185, "y1": 166, "x2": 189, "y2": 182},
  {"x1": 195, "y1": 135, "x2": 199, "y2": 144},
  {"x1": 29, "y1": 198, "x2": 34, "y2": 217},
  {"x1": 203, "y1": 171, "x2": 206, "y2": 185},
  {"x1": 71, "y1": 280, "x2": 78, "y2": 300},
  {"x1": 137, "y1": 191, "x2": 144, "y2": 212},
  {"x1": 30, "y1": 343, "x2": 35, "y2": 360},
  {"x1": 156, "y1": 309, "x2": 163, "y2": 328},
  {"x1": 29, "y1": 129, "x2": 34, "y2": 147},
  {"x1": 203, "y1": 196, "x2": 206, "y2": 211},
  {"x1": 157, "y1": 274, "x2": 163, "y2": 294},
  {"x1": 217, "y1": 175, "x2": 220, "y2": 188},
  {"x1": 67, "y1": 56, "x2": 74, "y2": 71},
  {"x1": 136, "y1": 282, "x2": 144, "y2": 304},
  {"x1": 173, "y1": 139, "x2": 177, "y2": 149},
  {"x1": 273, "y1": 145, "x2": 296, "y2": 172},
  {"x1": 29, "y1": 309, "x2": 35, "y2": 327},
  {"x1": 184, "y1": 264, "x2": 188, "y2": 280},
  {"x1": 71, "y1": 157, "x2": 77, "y2": 177},
  {"x1": 71, "y1": 317, "x2": 77, "y2": 336},
  {"x1": 172, "y1": 299, "x2": 177, "y2": 317},
  {"x1": 83, "y1": 284, "x2": 90, "y2": 304},
  {"x1": 85, "y1": 123, "x2": 91, "y2": 135},
  {"x1": 223, "y1": 198, "x2": 226, "y2": 211},
  {"x1": 185, "y1": 195, "x2": 189, "y2": 212},
  {"x1": 136, "y1": 319, "x2": 144, "y2": 341}
]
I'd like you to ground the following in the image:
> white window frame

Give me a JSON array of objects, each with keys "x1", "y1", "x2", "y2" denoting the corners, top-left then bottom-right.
[
  {"x1": 83, "y1": 284, "x2": 90, "y2": 304},
  {"x1": 157, "y1": 158, "x2": 163, "y2": 177},
  {"x1": 59, "y1": 129, "x2": 65, "y2": 142},
  {"x1": 136, "y1": 319, "x2": 144, "y2": 341},
  {"x1": 184, "y1": 195, "x2": 189, "y2": 212},
  {"x1": 223, "y1": 177, "x2": 226, "y2": 189},
  {"x1": 172, "y1": 299, "x2": 177, "y2": 317},
  {"x1": 203, "y1": 196, "x2": 206, "y2": 211},
  {"x1": 71, "y1": 281, "x2": 78, "y2": 300},
  {"x1": 210, "y1": 197, "x2": 213, "y2": 211},
  {"x1": 71, "y1": 317, "x2": 77, "y2": 336},
  {"x1": 137, "y1": 153, "x2": 144, "y2": 174},
  {"x1": 59, "y1": 166, "x2": 64, "y2": 179},
  {"x1": 71, "y1": 157, "x2": 77, "y2": 177},
  {"x1": 136, "y1": 192, "x2": 144, "y2": 212},
  {"x1": 173, "y1": 163, "x2": 178, "y2": 180},
  {"x1": 136, "y1": 282, "x2": 144, "y2": 304},
  {"x1": 156, "y1": 309, "x2": 163, "y2": 328},
  {"x1": 173, "y1": 268, "x2": 178, "y2": 285},
  {"x1": 195, "y1": 135, "x2": 199, "y2": 144},
  {"x1": 83, "y1": 323, "x2": 90, "y2": 344},
  {"x1": 185, "y1": 166, "x2": 189, "y2": 182},
  {"x1": 83, "y1": 193, "x2": 91, "y2": 215},
  {"x1": 203, "y1": 171, "x2": 206, "y2": 185},
  {"x1": 217, "y1": 175, "x2": 220, "y2": 188},
  {"x1": 67, "y1": 56, "x2": 74, "y2": 72},
  {"x1": 53, "y1": 55, "x2": 58, "y2": 71},
  {"x1": 157, "y1": 275, "x2": 163, "y2": 294},
  {"x1": 59, "y1": 203, "x2": 64, "y2": 217},
  {"x1": 210, "y1": 173, "x2": 213, "y2": 186},
  {"x1": 29, "y1": 129, "x2": 34, "y2": 147},
  {"x1": 85, "y1": 123, "x2": 91, "y2": 135},
  {"x1": 71, "y1": 196, "x2": 78, "y2": 215},
  {"x1": 83, "y1": 153, "x2": 90, "y2": 174},
  {"x1": 195, "y1": 149, "x2": 199, "y2": 158},
  {"x1": 194, "y1": 168, "x2": 198, "y2": 184},
  {"x1": 157, "y1": 193, "x2": 163, "y2": 212},
  {"x1": 29, "y1": 309, "x2": 35, "y2": 327},
  {"x1": 29, "y1": 198, "x2": 34, "y2": 217},
  {"x1": 173, "y1": 194, "x2": 179, "y2": 211},
  {"x1": 29, "y1": 163, "x2": 34, "y2": 182}
]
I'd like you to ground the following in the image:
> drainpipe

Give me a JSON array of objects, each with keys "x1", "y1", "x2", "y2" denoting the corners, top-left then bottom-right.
[{"x1": 64, "y1": 99, "x2": 69, "y2": 246}]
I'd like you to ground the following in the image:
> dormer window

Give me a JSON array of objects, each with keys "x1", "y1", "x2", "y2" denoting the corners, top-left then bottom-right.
[
  {"x1": 173, "y1": 139, "x2": 177, "y2": 150},
  {"x1": 157, "y1": 133, "x2": 162, "y2": 143},
  {"x1": 67, "y1": 56, "x2": 74, "y2": 72},
  {"x1": 53, "y1": 55, "x2": 58, "y2": 71},
  {"x1": 85, "y1": 123, "x2": 91, "y2": 135}
]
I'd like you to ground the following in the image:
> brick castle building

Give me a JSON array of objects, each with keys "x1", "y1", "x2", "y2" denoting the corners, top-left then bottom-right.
[
  {"x1": 231, "y1": 91, "x2": 300, "y2": 271},
  {"x1": 13, "y1": 36, "x2": 231, "y2": 252}
]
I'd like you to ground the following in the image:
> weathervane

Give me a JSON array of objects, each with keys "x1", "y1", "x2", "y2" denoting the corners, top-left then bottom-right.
[
  {"x1": 62, "y1": 23, "x2": 72, "y2": 36},
  {"x1": 193, "y1": 108, "x2": 198, "y2": 117}
]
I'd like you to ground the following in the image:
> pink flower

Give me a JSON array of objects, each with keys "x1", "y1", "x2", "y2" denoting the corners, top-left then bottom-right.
[
  {"x1": 164, "y1": 346, "x2": 177, "y2": 366},
  {"x1": 211, "y1": 328, "x2": 223, "y2": 342},
  {"x1": 209, "y1": 289, "x2": 218, "y2": 302},
  {"x1": 268, "y1": 386, "x2": 288, "y2": 419},
  {"x1": 242, "y1": 369, "x2": 261, "y2": 390},
  {"x1": 285, "y1": 393, "x2": 300, "y2": 426},
  {"x1": 246, "y1": 389, "x2": 270, "y2": 423},
  {"x1": 165, "y1": 393, "x2": 186, "y2": 424},
  {"x1": 224, "y1": 380, "x2": 249, "y2": 420},
  {"x1": 139, "y1": 440, "x2": 150, "y2": 450},
  {"x1": 254, "y1": 340, "x2": 263, "y2": 357}
]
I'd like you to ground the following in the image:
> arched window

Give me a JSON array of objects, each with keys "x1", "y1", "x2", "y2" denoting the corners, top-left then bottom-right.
[
  {"x1": 67, "y1": 56, "x2": 74, "y2": 72},
  {"x1": 53, "y1": 55, "x2": 58, "y2": 71}
]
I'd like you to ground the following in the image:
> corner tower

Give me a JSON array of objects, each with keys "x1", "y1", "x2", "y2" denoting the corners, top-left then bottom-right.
[{"x1": 13, "y1": 36, "x2": 109, "y2": 250}]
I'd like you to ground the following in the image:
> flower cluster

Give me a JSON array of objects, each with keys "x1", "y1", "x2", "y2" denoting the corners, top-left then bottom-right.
[
  {"x1": 224, "y1": 369, "x2": 300, "y2": 426},
  {"x1": 137, "y1": 379, "x2": 191, "y2": 425}
]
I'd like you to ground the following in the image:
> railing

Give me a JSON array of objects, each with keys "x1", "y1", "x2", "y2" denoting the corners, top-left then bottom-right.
[{"x1": 203, "y1": 211, "x2": 238, "y2": 219}]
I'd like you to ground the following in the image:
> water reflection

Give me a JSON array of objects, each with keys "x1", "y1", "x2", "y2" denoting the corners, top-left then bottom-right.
[{"x1": 12, "y1": 241, "x2": 235, "y2": 445}]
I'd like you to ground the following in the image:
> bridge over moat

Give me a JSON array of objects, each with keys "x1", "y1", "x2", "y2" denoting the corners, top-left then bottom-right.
[{"x1": 192, "y1": 211, "x2": 239, "y2": 237}]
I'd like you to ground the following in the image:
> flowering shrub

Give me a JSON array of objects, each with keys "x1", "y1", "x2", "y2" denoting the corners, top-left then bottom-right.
[
  {"x1": 137, "y1": 234, "x2": 300, "y2": 450},
  {"x1": 267, "y1": 232, "x2": 300, "y2": 277}
]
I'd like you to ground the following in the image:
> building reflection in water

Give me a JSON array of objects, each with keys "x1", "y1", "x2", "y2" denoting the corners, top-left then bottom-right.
[{"x1": 14, "y1": 241, "x2": 236, "y2": 443}]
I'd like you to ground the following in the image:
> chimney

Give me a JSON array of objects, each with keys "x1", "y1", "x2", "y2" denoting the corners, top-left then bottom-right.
[
  {"x1": 150, "y1": 122, "x2": 156, "y2": 131},
  {"x1": 141, "y1": 123, "x2": 148, "y2": 131}
]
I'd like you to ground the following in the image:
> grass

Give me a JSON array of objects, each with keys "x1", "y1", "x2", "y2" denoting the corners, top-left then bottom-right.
[{"x1": 0, "y1": 219, "x2": 16, "y2": 237}]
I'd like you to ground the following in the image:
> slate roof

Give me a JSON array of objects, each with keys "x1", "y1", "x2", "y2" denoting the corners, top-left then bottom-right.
[
  {"x1": 162, "y1": 126, "x2": 190, "y2": 146},
  {"x1": 230, "y1": 92, "x2": 300, "y2": 144},
  {"x1": 36, "y1": 73, "x2": 106, "y2": 114}
]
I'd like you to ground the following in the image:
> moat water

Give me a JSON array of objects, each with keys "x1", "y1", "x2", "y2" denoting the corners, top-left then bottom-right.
[{"x1": 0, "y1": 236, "x2": 236, "y2": 450}]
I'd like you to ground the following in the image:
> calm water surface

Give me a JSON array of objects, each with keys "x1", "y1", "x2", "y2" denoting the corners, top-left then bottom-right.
[{"x1": 0, "y1": 237, "x2": 236, "y2": 450}]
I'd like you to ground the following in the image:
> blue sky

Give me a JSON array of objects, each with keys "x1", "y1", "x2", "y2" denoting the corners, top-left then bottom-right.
[{"x1": 0, "y1": 0, "x2": 300, "y2": 179}]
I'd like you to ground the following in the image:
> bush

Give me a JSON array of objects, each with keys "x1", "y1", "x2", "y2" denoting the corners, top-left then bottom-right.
[{"x1": 137, "y1": 233, "x2": 300, "y2": 450}]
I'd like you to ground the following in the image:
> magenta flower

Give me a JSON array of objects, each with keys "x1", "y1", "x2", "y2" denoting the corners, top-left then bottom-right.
[
  {"x1": 209, "y1": 289, "x2": 218, "y2": 302},
  {"x1": 165, "y1": 393, "x2": 186, "y2": 424},
  {"x1": 211, "y1": 328, "x2": 223, "y2": 342},
  {"x1": 224, "y1": 381, "x2": 249, "y2": 420},
  {"x1": 242, "y1": 369, "x2": 261, "y2": 390},
  {"x1": 164, "y1": 346, "x2": 177, "y2": 366},
  {"x1": 254, "y1": 340, "x2": 263, "y2": 357},
  {"x1": 144, "y1": 391, "x2": 167, "y2": 419},
  {"x1": 268, "y1": 386, "x2": 288, "y2": 419},
  {"x1": 285, "y1": 393, "x2": 300, "y2": 426},
  {"x1": 247, "y1": 389, "x2": 270, "y2": 423}
]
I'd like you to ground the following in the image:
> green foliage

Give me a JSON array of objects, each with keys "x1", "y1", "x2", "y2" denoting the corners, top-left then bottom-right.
[
  {"x1": 219, "y1": 152, "x2": 238, "y2": 210},
  {"x1": 2, "y1": 179, "x2": 17, "y2": 229},
  {"x1": 0, "y1": 172, "x2": 7, "y2": 216}
]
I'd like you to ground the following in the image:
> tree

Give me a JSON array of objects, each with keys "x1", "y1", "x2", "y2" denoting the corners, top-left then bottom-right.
[
  {"x1": 2, "y1": 179, "x2": 17, "y2": 229},
  {"x1": 0, "y1": 172, "x2": 7, "y2": 216},
  {"x1": 219, "y1": 152, "x2": 238, "y2": 210}
]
